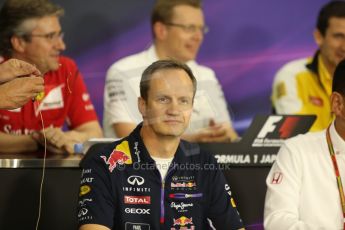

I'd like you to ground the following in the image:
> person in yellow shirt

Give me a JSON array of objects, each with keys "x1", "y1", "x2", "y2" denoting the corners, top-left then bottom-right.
[{"x1": 272, "y1": 1, "x2": 345, "y2": 131}]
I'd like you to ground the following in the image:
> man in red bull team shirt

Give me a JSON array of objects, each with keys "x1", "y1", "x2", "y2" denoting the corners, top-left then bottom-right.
[{"x1": 77, "y1": 60, "x2": 244, "y2": 230}]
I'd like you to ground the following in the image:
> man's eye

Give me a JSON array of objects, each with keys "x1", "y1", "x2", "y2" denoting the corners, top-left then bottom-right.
[
  {"x1": 180, "y1": 98, "x2": 190, "y2": 104},
  {"x1": 186, "y1": 25, "x2": 197, "y2": 32},
  {"x1": 334, "y1": 34, "x2": 345, "y2": 40},
  {"x1": 46, "y1": 33, "x2": 55, "y2": 39},
  {"x1": 158, "y1": 97, "x2": 169, "y2": 103}
]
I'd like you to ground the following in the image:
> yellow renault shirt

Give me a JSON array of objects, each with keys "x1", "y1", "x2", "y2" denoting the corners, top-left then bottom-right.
[{"x1": 272, "y1": 52, "x2": 333, "y2": 131}]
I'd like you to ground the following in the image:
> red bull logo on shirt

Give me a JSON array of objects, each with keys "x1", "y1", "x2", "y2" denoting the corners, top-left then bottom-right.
[
  {"x1": 171, "y1": 181, "x2": 196, "y2": 189},
  {"x1": 100, "y1": 140, "x2": 132, "y2": 172},
  {"x1": 172, "y1": 216, "x2": 194, "y2": 229}
]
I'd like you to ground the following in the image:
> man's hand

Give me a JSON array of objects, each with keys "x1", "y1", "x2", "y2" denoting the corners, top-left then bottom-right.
[
  {"x1": 0, "y1": 59, "x2": 41, "y2": 83},
  {"x1": 182, "y1": 120, "x2": 239, "y2": 143},
  {"x1": 0, "y1": 76, "x2": 44, "y2": 109},
  {"x1": 31, "y1": 129, "x2": 65, "y2": 154},
  {"x1": 32, "y1": 127, "x2": 89, "y2": 154}
]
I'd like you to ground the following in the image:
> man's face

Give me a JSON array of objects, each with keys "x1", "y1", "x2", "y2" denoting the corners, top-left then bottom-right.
[
  {"x1": 316, "y1": 17, "x2": 345, "y2": 72},
  {"x1": 18, "y1": 16, "x2": 66, "y2": 74},
  {"x1": 160, "y1": 5, "x2": 205, "y2": 62},
  {"x1": 139, "y1": 69, "x2": 194, "y2": 137}
]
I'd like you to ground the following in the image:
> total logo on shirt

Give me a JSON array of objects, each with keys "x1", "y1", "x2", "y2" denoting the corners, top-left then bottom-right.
[{"x1": 124, "y1": 195, "x2": 151, "y2": 205}]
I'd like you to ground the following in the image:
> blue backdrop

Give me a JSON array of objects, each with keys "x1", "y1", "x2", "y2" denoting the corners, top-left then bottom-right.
[
  {"x1": 0, "y1": 0, "x2": 328, "y2": 133},
  {"x1": 54, "y1": 0, "x2": 326, "y2": 133}
]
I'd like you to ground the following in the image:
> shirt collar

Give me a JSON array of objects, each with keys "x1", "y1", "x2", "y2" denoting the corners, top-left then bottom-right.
[
  {"x1": 127, "y1": 123, "x2": 200, "y2": 164},
  {"x1": 317, "y1": 55, "x2": 332, "y2": 96},
  {"x1": 330, "y1": 120, "x2": 345, "y2": 155}
]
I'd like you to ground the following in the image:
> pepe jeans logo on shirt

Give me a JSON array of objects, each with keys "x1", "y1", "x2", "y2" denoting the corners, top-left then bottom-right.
[{"x1": 170, "y1": 202, "x2": 193, "y2": 213}]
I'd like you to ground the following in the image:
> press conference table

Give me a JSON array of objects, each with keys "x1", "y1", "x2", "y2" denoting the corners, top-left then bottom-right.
[
  {"x1": 0, "y1": 146, "x2": 272, "y2": 230},
  {"x1": 0, "y1": 152, "x2": 83, "y2": 230}
]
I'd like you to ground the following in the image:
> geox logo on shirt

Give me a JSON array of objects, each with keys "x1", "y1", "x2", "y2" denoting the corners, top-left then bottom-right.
[
  {"x1": 35, "y1": 84, "x2": 64, "y2": 116},
  {"x1": 125, "y1": 208, "x2": 150, "y2": 215}
]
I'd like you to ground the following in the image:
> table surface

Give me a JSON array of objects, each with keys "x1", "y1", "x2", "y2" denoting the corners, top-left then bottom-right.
[{"x1": 0, "y1": 151, "x2": 83, "y2": 168}]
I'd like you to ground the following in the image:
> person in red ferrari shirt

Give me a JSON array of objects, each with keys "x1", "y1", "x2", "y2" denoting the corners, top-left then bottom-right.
[{"x1": 0, "y1": 0, "x2": 102, "y2": 154}]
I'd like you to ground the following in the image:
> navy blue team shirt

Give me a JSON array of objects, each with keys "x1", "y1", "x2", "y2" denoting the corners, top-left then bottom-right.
[{"x1": 77, "y1": 124, "x2": 244, "y2": 230}]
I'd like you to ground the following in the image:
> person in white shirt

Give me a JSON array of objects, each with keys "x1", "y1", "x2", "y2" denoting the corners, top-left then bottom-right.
[
  {"x1": 264, "y1": 59, "x2": 345, "y2": 229},
  {"x1": 103, "y1": 0, "x2": 238, "y2": 142}
]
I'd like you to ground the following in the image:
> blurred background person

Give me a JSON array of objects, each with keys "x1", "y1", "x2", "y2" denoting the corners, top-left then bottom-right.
[
  {"x1": 272, "y1": 1, "x2": 345, "y2": 131},
  {"x1": 0, "y1": 0, "x2": 102, "y2": 154},
  {"x1": 103, "y1": 0, "x2": 238, "y2": 142}
]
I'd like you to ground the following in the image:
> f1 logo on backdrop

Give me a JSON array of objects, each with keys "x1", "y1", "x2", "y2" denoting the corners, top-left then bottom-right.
[
  {"x1": 257, "y1": 116, "x2": 283, "y2": 138},
  {"x1": 253, "y1": 116, "x2": 302, "y2": 147},
  {"x1": 127, "y1": 175, "x2": 145, "y2": 186}
]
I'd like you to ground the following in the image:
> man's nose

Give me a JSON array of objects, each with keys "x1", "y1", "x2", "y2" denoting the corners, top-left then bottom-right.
[
  {"x1": 167, "y1": 100, "x2": 181, "y2": 115},
  {"x1": 55, "y1": 36, "x2": 66, "y2": 51}
]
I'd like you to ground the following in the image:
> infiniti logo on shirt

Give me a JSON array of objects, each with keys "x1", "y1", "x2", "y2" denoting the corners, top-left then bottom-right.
[{"x1": 127, "y1": 175, "x2": 145, "y2": 186}]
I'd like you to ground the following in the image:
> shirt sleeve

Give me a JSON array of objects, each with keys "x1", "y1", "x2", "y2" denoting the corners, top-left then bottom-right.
[
  {"x1": 202, "y1": 70, "x2": 232, "y2": 124},
  {"x1": 77, "y1": 151, "x2": 115, "y2": 228},
  {"x1": 206, "y1": 155, "x2": 244, "y2": 230},
  {"x1": 264, "y1": 141, "x2": 317, "y2": 229},
  {"x1": 271, "y1": 66, "x2": 303, "y2": 114},
  {"x1": 66, "y1": 64, "x2": 98, "y2": 128},
  {"x1": 211, "y1": 76, "x2": 232, "y2": 124},
  {"x1": 103, "y1": 65, "x2": 142, "y2": 127}
]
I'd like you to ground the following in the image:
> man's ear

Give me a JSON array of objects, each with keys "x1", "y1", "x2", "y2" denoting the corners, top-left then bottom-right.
[
  {"x1": 138, "y1": 97, "x2": 146, "y2": 118},
  {"x1": 313, "y1": 29, "x2": 324, "y2": 47},
  {"x1": 11, "y1": 35, "x2": 27, "y2": 53},
  {"x1": 153, "y1": 21, "x2": 168, "y2": 41},
  {"x1": 331, "y1": 92, "x2": 345, "y2": 117}
]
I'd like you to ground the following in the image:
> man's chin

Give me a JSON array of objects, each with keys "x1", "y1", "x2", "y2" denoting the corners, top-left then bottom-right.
[
  {"x1": 48, "y1": 62, "x2": 60, "y2": 72},
  {"x1": 181, "y1": 55, "x2": 195, "y2": 63},
  {"x1": 163, "y1": 127, "x2": 185, "y2": 137}
]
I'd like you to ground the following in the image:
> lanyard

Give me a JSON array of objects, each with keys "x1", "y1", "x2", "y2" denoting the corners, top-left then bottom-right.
[{"x1": 326, "y1": 125, "x2": 345, "y2": 229}]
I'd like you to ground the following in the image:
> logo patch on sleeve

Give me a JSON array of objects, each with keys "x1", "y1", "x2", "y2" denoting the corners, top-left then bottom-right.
[
  {"x1": 100, "y1": 140, "x2": 132, "y2": 172},
  {"x1": 276, "y1": 82, "x2": 286, "y2": 99},
  {"x1": 271, "y1": 172, "x2": 283, "y2": 184}
]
